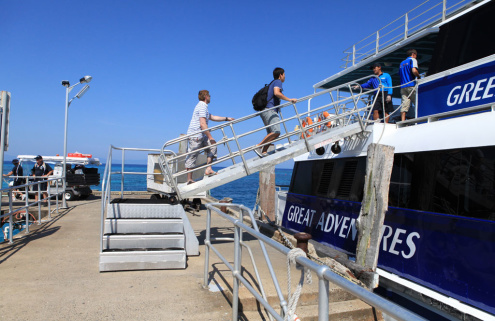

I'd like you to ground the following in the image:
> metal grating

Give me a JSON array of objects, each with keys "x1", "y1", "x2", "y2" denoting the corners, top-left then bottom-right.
[
  {"x1": 317, "y1": 162, "x2": 335, "y2": 195},
  {"x1": 337, "y1": 160, "x2": 358, "y2": 198}
]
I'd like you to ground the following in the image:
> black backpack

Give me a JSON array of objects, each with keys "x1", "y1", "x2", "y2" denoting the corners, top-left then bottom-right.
[{"x1": 252, "y1": 80, "x2": 275, "y2": 111}]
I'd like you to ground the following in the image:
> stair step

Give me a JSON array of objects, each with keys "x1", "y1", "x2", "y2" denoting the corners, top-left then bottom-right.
[
  {"x1": 102, "y1": 234, "x2": 184, "y2": 250},
  {"x1": 241, "y1": 299, "x2": 382, "y2": 321},
  {"x1": 99, "y1": 250, "x2": 186, "y2": 272},
  {"x1": 107, "y1": 202, "x2": 185, "y2": 219},
  {"x1": 104, "y1": 219, "x2": 183, "y2": 234}
]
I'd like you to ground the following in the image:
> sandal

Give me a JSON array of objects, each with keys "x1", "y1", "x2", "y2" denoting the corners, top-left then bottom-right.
[
  {"x1": 254, "y1": 149, "x2": 267, "y2": 158},
  {"x1": 187, "y1": 180, "x2": 196, "y2": 185},
  {"x1": 205, "y1": 171, "x2": 217, "y2": 177}
]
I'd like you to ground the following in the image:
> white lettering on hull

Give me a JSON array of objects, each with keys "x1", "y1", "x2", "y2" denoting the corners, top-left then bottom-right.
[{"x1": 286, "y1": 205, "x2": 421, "y2": 259}]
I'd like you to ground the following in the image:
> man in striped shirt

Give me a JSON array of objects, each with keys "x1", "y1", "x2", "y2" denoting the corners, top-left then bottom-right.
[{"x1": 185, "y1": 90, "x2": 234, "y2": 185}]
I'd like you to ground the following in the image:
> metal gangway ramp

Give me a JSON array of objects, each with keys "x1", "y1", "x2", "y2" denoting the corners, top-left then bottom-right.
[{"x1": 160, "y1": 77, "x2": 381, "y2": 200}]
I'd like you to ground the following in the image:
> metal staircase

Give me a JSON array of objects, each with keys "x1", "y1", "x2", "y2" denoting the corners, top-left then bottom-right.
[
  {"x1": 98, "y1": 76, "x2": 380, "y2": 272},
  {"x1": 99, "y1": 198, "x2": 199, "y2": 272},
  {"x1": 159, "y1": 77, "x2": 380, "y2": 200}
]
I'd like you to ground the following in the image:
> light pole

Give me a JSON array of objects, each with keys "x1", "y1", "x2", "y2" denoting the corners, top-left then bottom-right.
[{"x1": 61, "y1": 76, "x2": 92, "y2": 208}]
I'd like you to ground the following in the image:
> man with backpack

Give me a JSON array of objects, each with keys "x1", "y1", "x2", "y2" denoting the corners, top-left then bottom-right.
[{"x1": 255, "y1": 67, "x2": 297, "y2": 157}]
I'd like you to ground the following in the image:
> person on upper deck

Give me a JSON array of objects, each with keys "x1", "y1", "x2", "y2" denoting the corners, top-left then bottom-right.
[
  {"x1": 256, "y1": 67, "x2": 297, "y2": 157},
  {"x1": 31, "y1": 155, "x2": 53, "y2": 203},
  {"x1": 185, "y1": 90, "x2": 234, "y2": 185},
  {"x1": 399, "y1": 49, "x2": 420, "y2": 121},
  {"x1": 353, "y1": 63, "x2": 393, "y2": 123},
  {"x1": 3, "y1": 159, "x2": 25, "y2": 199}
]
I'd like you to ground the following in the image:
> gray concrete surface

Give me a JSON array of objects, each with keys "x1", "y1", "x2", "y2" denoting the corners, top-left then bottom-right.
[{"x1": 0, "y1": 195, "x2": 234, "y2": 321}]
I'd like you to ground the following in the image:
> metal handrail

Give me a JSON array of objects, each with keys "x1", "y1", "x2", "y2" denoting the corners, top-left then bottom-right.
[
  {"x1": 99, "y1": 145, "x2": 178, "y2": 253},
  {"x1": 204, "y1": 203, "x2": 426, "y2": 321},
  {"x1": 1, "y1": 177, "x2": 62, "y2": 244},
  {"x1": 159, "y1": 75, "x2": 382, "y2": 199},
  {"x1": 341, "y1": 0, "x2": 471, "y2": 68}
]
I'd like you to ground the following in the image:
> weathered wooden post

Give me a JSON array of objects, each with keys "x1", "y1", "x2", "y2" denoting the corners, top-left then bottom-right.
[
  {"x1": 259, "y1": 165, "x2": 276, "y2": 222},
  {"x1": 356, "y1": 143, "x2": 395, "y2": 283}
]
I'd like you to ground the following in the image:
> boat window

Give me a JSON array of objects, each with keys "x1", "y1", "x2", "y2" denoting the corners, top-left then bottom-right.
[
  {"x1": 336, "y1": 160, "x2": 359, "y2": 200},
  {"x1": 392, "y1": 147, "x2": 495, "y2": 221},
  {"x1": 428, "y1": 1, "x2": 495, "y2": 75},
  {"x1": 389, "y1": 154, "x2": 414, "y2": 209},
  {"x1": 290, "y1": 147, "x2": 495, "y2": 221},
  {"x1": 289, "y1": 161, "x2": 314, "y2": 195},
  {"x1": 290, "y1": 158, "x2": 365, "y2": 202},
  {"x1": 316, "y1": 162, "x2": 334, "y2": 196}
]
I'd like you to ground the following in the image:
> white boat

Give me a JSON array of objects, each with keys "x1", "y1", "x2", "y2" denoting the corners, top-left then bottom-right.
[{"x1": 279, "y1": 1, "x2": 495, "y2": 320}]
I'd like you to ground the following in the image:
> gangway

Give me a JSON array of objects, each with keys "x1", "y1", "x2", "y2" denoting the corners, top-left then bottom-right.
[{"x1": 159, "y1": 76, "x2": 383, "y2": 200}]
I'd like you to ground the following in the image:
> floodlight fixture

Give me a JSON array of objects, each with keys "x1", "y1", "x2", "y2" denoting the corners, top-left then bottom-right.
[
  {"x1": 80, "y1": 75, "x2": 92, "y2": 84},
  {"x1": 61, "y1": 80, "x2": 70, "y2": 87},
  {"x1": 76, "y1": 85, "x2": 90, "y2": 99}
]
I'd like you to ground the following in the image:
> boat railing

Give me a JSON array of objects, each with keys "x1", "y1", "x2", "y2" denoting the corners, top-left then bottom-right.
[
  {"x1": 0, "y1": 177, "x2": 62, "y2": 243},
  {"x1": 159, "y1": 75, "x2": 382, "y2": 199},
  {"x1": 341, "y1": 0, "x2": 472, "y2": 68},
  {"x1": 99, "y1": 145, "x2": 178, "y2": 253},
  {"x1": 204, "y1": 203, "x2": 426, "y2": 321}
]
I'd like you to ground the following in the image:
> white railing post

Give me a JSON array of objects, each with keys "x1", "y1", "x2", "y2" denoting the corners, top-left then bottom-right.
[
  {"x1": 352, "y1": 45, "x2": 356, "y2": 66},
  {"x1": 404, "y1": 12, "x2": 409, "y2": 39},
  {"x1": 442, "y1": 0, "x2": 447, "y2": 21},
  {"x1": 376, "y1": 31, "x2": 379, "y2": 54}
]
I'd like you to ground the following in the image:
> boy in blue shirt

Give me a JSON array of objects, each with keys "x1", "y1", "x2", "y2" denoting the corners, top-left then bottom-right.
[
  {"x1": 353, "y1": 63, "x2": 393, "y2": 123},
  {"x1": 399, "y1": 49, "x2": 420, "y2": 121}
]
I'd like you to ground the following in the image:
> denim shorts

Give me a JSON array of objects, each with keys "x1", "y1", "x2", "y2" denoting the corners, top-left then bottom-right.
[{"x1": 260, "y1": 108, "x2": 281, "y2": 134}]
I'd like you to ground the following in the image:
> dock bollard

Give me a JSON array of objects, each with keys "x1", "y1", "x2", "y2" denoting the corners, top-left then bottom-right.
[
  {"x1": 219, "y1": 197, "x2": 233, "y2": 213},
  {"x1": 294, "y1": 232, "x2": 312, "y2": 255}
]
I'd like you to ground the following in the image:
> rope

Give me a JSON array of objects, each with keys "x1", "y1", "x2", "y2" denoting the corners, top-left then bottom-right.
[
  {"x1": 371, "y1": 82, "x2": 418, "y2": 123},
  {"x1": 285, "y1": 248, "x2": 311, "y2": 321}
]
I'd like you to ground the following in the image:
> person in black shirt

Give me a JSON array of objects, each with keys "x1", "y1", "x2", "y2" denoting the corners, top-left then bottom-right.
[
  {"x1": 31, "y1": 155, "x2": 53, "y2": 202},
  {"x1": 3, "y1": 159, "x2": 25, "y2": 199}
]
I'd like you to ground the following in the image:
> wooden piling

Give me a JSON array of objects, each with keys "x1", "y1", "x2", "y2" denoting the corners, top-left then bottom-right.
[
  {"x1": 259, "y1": 165, "x2": 276, "y2": 222},
  {"x1": 356, "y1": 143, "x2": 395, "y2": 278}
]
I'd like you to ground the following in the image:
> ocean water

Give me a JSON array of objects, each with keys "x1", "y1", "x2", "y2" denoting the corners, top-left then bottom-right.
[
  {"x1": 1, "y1": 161, "x2": 292, "y2": 242},
  {"x1": 1, "y1": 162, "x2": 293, "y2": 209}
]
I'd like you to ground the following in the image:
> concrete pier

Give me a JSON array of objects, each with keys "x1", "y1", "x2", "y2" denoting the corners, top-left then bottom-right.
[{"x1": 0, "y1": 194, "x2": 379, "y2": 320}]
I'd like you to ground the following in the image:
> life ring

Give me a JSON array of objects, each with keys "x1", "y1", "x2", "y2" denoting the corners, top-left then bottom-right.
[{"x1": 301, "y1": 117, "x2": 313, "y2": 138}]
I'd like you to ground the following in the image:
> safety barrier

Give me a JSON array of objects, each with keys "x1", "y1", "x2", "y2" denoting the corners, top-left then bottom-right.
[
  {"x1": 204, "y1": 203, "x2": 426, "y2": 321},
  {"x1": 0, "y1": 177, "x2": 62, "y2": 243},
  {"x1": 341, "y1": 0, "x2": 472, "y2": 68}
]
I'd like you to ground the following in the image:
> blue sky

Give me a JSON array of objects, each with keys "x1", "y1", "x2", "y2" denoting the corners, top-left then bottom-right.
[{"x1": 1, "y1": 0, "x2": 426, "y2": 167}]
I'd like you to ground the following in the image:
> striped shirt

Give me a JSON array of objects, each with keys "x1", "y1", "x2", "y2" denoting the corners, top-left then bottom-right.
[{"x1": 187, "y1": 101, "x2": 210, "y2": 139}]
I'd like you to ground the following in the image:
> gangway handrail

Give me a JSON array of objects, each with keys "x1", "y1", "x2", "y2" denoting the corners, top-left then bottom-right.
[
  {"x1": 204, "y1": 203, "x2": 426, "y2": 321},
  {"x1": 159, "y1": 75, "x2": 382, "y2": 199}
]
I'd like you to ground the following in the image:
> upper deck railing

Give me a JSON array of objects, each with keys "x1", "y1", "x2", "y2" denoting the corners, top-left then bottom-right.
[{"x1": 341, "y1": 0, "x2": 473, "y2": 68}]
